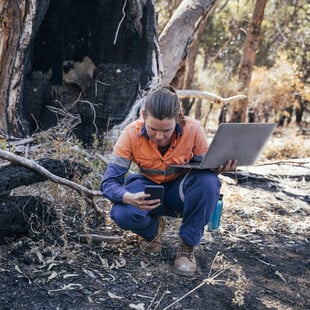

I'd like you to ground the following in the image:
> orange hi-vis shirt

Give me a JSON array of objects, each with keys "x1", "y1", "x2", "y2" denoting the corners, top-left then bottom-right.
[{"x1": 111, "y1": 116, "x2": 208, "y2": 184}]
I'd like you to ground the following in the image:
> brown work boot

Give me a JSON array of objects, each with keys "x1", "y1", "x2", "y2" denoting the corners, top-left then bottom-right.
[
  {"x1": 172, "y1": 239, "x2": 197, "y2": 277},
  {"x1": 139, "y1": 217, "x2": 166, "y2": 254}
]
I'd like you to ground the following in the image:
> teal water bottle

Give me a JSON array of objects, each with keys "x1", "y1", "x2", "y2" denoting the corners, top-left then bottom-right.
[{"x1": 207, "y1": 194, "x2": 223, "y2": 231}]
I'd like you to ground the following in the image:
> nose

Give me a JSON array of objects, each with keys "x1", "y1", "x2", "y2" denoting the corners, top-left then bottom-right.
[{"x1": 155, "y1": 131, "x2": 164, "y2": 139}]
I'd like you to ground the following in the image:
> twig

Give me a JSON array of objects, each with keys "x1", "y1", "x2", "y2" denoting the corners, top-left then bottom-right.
[
  {"x1": 162, "y1": 280, "x2": 206, "y2": 310},
  {"x1": 255, "y1": 257, "x2": 276, "y2": 267},
  {"x1": 163, "y1": 252, "x2": 224, "y2": 310},
  {"x1": 6, "y1": 137, "x2": 34, "y2": 147},
  {"x1": 256, "y1": 158, "x2": 310, "y2": 166},
  {"x1": 113, "y1": 0, "x2": 128, "y2": 45},
  {"x1": 78, "y1": 234, "x2": 121, "y2": 244},
  {"x1": 153, "y1": 289, "x2": 171, "y2": 310},
  {"x1": 77, "y1": 99, "x2": 100, "y2": 134},
  {"x1": 147, "y1": 283, "x2": 162, "y2": 310}
]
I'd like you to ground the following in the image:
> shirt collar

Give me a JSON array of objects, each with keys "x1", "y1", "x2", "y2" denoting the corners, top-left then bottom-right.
[{"x1": 140, "y1": 122, "x2": 183, "y2": 139}]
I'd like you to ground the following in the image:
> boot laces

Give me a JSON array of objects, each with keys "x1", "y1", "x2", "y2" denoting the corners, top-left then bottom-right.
[{"x1": 177, "y1": 241, "x2": 195, "y2": 261}]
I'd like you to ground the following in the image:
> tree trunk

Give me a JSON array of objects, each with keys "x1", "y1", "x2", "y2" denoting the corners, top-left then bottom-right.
[
  {"x1": 159, "y1": 0, "x2": 218, "y2": 86},
  {"x1": 0, "y1": 0, "x2": 49, "y2": 136},
  {"x1": 230, "y1": 0, "x2": 268, "y2": 123},
  {"x1": 0, "y1": 0, "x2": 157, "y2": 144},
  {"x1": 181, "y1": 10, "x2": 211, "y2": 115}
]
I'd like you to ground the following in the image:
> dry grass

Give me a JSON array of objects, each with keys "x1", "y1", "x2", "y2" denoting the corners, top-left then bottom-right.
[{"x1": 264, "y1": 135, "x2": 310, "y2": 160}]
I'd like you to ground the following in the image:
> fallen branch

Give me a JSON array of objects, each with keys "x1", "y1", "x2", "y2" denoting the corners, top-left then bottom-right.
[
  {"x1": 78, "y1": 234, "x2": 121, "y2": 244},
  {"x1": 0, "y1": 149, "x2": 104, "y2": 215},
  {"x1": 256, "y1": 158, "x2": 310, "y2": 166},
  {"x1": 176, "y1": 89, "x2": 247, "y2": 104}
]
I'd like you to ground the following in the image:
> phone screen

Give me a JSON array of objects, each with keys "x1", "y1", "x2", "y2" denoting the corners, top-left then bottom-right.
[{"x1": 144, "y1": 185, "x2": 164, "y2": 205}]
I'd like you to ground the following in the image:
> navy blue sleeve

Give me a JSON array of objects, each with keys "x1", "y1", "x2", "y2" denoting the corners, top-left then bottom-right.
[{"x1": 101, "y1": 163, "x2": 128, "y2": 204}]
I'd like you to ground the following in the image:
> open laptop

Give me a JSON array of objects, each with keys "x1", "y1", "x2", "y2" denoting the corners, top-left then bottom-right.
[{"x1": 170, "y1": 122, "x2": 277, "y2": 169}]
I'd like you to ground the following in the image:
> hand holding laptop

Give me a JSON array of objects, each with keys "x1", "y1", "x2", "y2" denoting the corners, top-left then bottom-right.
[{"x1": 211, "y1": 159, "x2": 238, "y2": 175}]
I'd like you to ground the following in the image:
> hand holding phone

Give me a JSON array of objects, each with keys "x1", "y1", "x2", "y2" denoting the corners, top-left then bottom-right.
[{"x1": 144, "y1": 185, "x2": 164, "y2": 207}]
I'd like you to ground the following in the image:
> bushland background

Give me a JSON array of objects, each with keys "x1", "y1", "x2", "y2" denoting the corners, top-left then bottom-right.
[{"x1": 0, "y1": 1, "x2": 309, "y2": 309}]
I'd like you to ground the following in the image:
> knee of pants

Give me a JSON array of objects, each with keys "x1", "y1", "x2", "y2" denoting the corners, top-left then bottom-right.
[
  {"x1": 202, "y1": 171, "x2": 221, "y2": 191},
  {"x1": 110, "y1": 204, "x2": 150, "y2": 231},
  {"x1": 186, "y1": 170, "x2": 221, "y2": 193}
]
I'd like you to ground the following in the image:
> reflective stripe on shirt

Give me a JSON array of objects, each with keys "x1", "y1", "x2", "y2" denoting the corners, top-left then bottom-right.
[
  {"x1": 110, "y1": 154, "x2": 131, "y2": 169},
  {"x1": 139, "y1": 166, "x2": 188, "y2": 176}
]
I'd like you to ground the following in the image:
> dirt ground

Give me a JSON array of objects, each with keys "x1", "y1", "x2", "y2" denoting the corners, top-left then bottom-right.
[{"x1": 0, "y1": 126, "x2": 309, "y2": 310}]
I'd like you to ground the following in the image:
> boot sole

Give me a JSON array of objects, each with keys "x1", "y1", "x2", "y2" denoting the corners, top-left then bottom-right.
[{"x1": 171, "y1": 266, "x2": 196, "y2": 277}]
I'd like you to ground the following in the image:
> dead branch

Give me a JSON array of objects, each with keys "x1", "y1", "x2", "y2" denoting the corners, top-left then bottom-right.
[
  {"x1": 78, "y1": 234, "x2": 121, "y2": 244},
  {"x1": 176, "y1": 89, "x2": 247, "y2": 104},
  {"x1": 256, "y1": 158, "x2": 310, "y2": 166},
  {"x1": 0, "y1": 149, "x2": 104, "y2": 215}
]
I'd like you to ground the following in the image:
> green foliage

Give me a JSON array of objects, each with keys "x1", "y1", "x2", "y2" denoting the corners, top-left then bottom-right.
[
  {"x1": 155, "y1": 0, "x2": 309, "y2": 122},
  {"x1": 200, "y1": 0, "x2": 254, "y2": 75},
  {"x1": 196, "y1": 0, "x2": 309, "y2": 79},
  {"x1": 258, "y1": 1, "x2": 310, "y2": 74}
]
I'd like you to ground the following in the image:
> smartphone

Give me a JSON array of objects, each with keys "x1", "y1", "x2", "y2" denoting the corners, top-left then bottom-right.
[{"x1": 144, "y1": 185, "x2": 164, "y2": 206}]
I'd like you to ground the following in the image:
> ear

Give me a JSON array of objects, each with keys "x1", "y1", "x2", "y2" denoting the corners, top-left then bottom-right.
[{"x1": 141, "y1": 109, "x2": 146, "y2": 120}]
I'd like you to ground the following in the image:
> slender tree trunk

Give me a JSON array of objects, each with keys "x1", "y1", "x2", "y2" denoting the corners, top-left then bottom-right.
[
  {"x1": 195, "y1": 98, "x2": 202, "y2": 120},
  {"x1": 181, "y1": 11, "x2": 211, "y2": 115},
  {"x1": 159, "y1": 0, "x2": 218, "y2": 86},
  {"x1": 230, "y1": 0, "x2": 268, "y2": 122}
]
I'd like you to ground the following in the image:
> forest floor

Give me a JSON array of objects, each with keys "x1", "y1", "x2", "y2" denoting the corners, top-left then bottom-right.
[{"x1": 0, "y1": 125, "x2": 309, "y2": 310}]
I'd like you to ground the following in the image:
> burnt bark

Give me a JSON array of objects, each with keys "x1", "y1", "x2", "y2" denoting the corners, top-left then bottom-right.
[
  {"x1": 0, "y1": 158, "x2": 91, "y2": 237},
  {"x1": 0, "y1": 196, "x2": 51, "y2": 238},
  {"x1": 0, "y1": 158, "x2": 91, "y2": 197},
  {"x1": 0, "y1": 0, "x2": 156, "y2": 144}
]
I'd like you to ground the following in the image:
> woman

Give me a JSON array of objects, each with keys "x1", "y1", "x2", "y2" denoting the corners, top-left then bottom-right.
[{"x1": 101, "y1": 87, "x2": 236, "y2": 277}]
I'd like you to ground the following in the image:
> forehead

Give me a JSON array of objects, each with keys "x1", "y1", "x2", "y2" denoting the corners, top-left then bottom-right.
[{"x1": 145, "y1": 114, "x2": 176, "y2": 130}]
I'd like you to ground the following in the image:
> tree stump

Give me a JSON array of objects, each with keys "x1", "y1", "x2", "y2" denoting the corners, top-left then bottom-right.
[
  {"x1": 0, "y1": 196, "x2": 51, "y2": 238},
  {"x1": 0, "y1": 158, "x2": 91, "y2": 237}
]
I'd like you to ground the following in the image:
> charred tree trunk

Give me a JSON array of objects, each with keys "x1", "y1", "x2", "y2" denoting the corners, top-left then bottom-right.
[
  {"x1": 0, "y1": 0, "x2": 156, "y2": 144},
  {"x1": 1, "y1": 0, "x2": 219, "y2": 143}
]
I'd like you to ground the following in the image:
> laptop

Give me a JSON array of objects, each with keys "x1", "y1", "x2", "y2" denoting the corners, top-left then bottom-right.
[{"x1": 170, "y1": 122, "x2": 277, "y2": 169}]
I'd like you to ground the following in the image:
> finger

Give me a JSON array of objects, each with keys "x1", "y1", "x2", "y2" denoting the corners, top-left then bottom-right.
[
  {"x1": 217, "y1": 165, "x2": 224, "y2": 174},
  {"x1": 140, "y1": 202, "x2": 161, "y2": 211},
  {"x1": 145, "y1": 198, "x2": 161, "y2": 205},
  {"x1": 223, "y1": 160, "x2": 232, "y2": 171},
  {"x1": 231, "y1": 160, "x2": 238, "y2": 170}
]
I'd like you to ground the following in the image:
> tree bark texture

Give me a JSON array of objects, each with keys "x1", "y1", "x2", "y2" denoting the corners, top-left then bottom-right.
[
  {"x1": 230, "y1": 0, "x2": 268, "y2": 122},
  {"x1": 181, "y1": 11, "x2": 210, "y2": 115},
  {"x1": 0, "y1": 0, "x2": 49, "y2": 136},
  {"x1": 0, "y1": 0, "x2": 156, "y2": 144},
  {"x1": 0, "y1": 158, "x2": 91, "y2": 197},
  {"x1": 0, "y1": 196, "x2": 51, "y2": 237},
  {"x1": 159, "y1": 0, "x2": 218, "y2": 86}
]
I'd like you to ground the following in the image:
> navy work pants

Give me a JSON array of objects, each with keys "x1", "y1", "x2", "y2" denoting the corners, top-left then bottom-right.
[{"x1": 110, "y1": 170, "x2": 221, "y2": 246}]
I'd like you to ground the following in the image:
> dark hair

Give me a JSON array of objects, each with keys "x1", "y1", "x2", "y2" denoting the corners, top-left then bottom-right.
[{"x1": 144, "y1": 86, "x2": 180, "y2": 120}]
